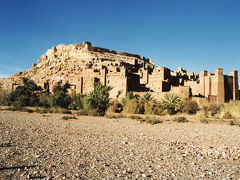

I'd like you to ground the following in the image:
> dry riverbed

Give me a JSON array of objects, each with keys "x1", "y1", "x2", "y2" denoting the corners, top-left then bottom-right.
[{"x1": 0, "y1": 111, "x2": 240, "y2": 179}]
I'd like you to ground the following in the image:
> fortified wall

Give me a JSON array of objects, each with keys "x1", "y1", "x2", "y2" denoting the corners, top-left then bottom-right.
[{"x1": 0, "y1": 42, "x2": 239, "y2": 104}]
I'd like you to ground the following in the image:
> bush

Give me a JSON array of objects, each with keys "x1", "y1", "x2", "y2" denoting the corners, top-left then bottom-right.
[
  {"x1": 113, "y1": 100, "x2": 123, "y2": 112},
  {"x1": 173, "y1": 116, "x2": 188, "y2": 123},
  {"x1": 62, "y1": 116, "x2": 77, "y2": 120},
  {"x1": 69, "y1": 93, "x2": 85, "y2": 110},
  {"x1": 83, "y1": 82, "x2": 111, "y2": 116},
  {"x1": 121, "y1": 91, "x2": 135, "y2": 105},
  {"x1": 39, "y1": 82, "x2": 71, "y2": 108},
  {"x1": 86, "y1": 109, "x2": 101, "y2": 116},
  {"x1": 129, "y1": 115, "x2": 143, "y2": 120},
  {"x1": 200, "y1": 118, "x2": 209, "y2": 124},
  {"x1": 228, "y1": 119, "x2": 237, "y2": 126},
  {"x1": 202, "y1": 106, "x2": 209, "y2": 118},
  {"x1": 50, "y1": 107, "x2": 71, "y2": 114},
  {"x1": 39, "y1": 93, "x2": 53, "y2": 108},
  {"x1": 34, "y1": 108, "x2": 52, "y2": 114},
  {"x1": 105, "y1": 113, "x2": 124, "y2": 119},
  {"x1": 144, "y1": 117, "x2": 163, "y2": 125},
  {"x1": 52, "y1": 81, "x2": 71, "y2": 108},
  {"x1": 107, "y1": 100, "x2": 123, "y2": 113},
  {"x1": 139, "y1": 92, "x2": 153, "y2": 105},
  {"x1": 144, "y1": 101, "x2": 164, "y2": 115},
  {"x1": 4, "y1": 107, "x2": 33, "y2": 113},
  {"x1": 0, "y1": 89, "x2": 11, "y2": 106},
  {"x1": 222, "y1": 112, "x2": 232, "y2": 119},
  {"x1": 9, "y1": 77, "x2": 42, "y2": 107},
  {"x1": 208, "y1": 103, "x2": 221, "y2": 117},
  {"x1": 77, "y1": 109, "x2": 89, "y2": 116},
  {"x1": 181, "y1": 99, "x2": 199, "y2": 114},
  {"x1": 123, "y1": 99, "x2": 143, "y2": 114},
  {"x1": 162, "y1": 93, "x2": 180, "y2": 115},
  {"x1": 222, "y1": 102, "x2": 240, "y2": 119},
  {"x1": 106, "y1": 105, "x2": 116, "y2": 113}
]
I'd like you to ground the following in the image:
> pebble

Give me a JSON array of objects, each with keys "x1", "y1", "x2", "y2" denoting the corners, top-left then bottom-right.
[{"x1": 1, "y1": 111, "x2": 240, "y2": 179}]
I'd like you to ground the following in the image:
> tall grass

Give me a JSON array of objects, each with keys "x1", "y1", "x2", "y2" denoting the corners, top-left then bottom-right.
[{"x1": 221, "y1": 102, "x2": 240, "y2": 119}]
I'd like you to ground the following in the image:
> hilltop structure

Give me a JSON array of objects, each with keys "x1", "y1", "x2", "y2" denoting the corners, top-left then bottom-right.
[{"x1": 0, "y1": 42, "x2": 239, "y2": 105}]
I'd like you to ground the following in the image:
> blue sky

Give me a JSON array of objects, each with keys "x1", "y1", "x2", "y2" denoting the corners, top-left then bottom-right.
[{"x1": 0, "y1": 0, "x2": 239, "y2": 78}]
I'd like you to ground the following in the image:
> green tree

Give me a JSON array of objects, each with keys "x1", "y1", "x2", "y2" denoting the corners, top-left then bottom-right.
[
  {"x1": 53, "y1": 82, "x2": 71, "y2": 108},
  {"x1": 121, "y1": 91, "x2": 136, "y2": 105},
  {"x1": 139, "y1": 92, "x2": 154, "y2": 106},
  {"x1": 39, "y1": 81, "x2": 71, "y2": 108},
  {"x1": 123, "y1": 99, "x2": 143, "y2": 114},
  {"x1": 84, "y1": 82, "x2": 111, "y2": 115},
  {"x1": 69, "y1": 93, "x2": 85, "y2": 110},
  {"x1": 0, "y1": 89, "x2": 11, "y2": 106},
  {"x1": 10, "y1": 77, "x2": 42, "y2": 107},
  {"x1": 162, "y1": 93, "x2": 180, "y2": 114}
]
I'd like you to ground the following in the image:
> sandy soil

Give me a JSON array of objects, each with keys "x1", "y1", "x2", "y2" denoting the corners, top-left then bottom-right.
[{"x1": 0, "y1": 111, "x2": 240, "y2": 179}]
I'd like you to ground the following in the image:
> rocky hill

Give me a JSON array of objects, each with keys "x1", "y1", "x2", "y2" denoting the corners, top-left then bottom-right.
[
  {"x1": 0, "y1": 42, "x2": 154, "y2": 98},
  {"x1": 1, "y1": 41, "x2": 238, "y2": 102}
]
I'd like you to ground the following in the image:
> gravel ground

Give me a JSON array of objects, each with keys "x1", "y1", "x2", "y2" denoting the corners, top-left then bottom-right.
[{"x1": 0, "y1": 111, "x2": 240, "y2": 179}]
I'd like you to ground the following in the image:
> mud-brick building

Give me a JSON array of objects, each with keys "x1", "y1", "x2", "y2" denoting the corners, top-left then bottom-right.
[{"x1": 0, "y1": 42, "x2": 239, "y2": 104}]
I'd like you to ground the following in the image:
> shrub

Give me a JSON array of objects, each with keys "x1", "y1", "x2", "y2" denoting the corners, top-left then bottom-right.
[
  {"x1": 0, "y1": 89, "x2": 11, "y2": 106},
  {"x1": 34, "y1": 108, "x2": 52, "y2": 114},
  {"x1": 202, "y1": 106, "x2": 209, "y2": 118},
  {"x1": 200, "y1": 118, "x2": 209, "y2": 124},
  {"x1": 4, "y1": 107, "x2": 33, "y2": 113},
  {"x1": 87, "y1": 109, "x2": 101, "y2": 116},
  {"x1": 144, "y1": 101, "x2": 164, "y2": 115},
  {"x1": 9, "y1": 77, "x2": 42, "y2": 107},
  {"x1": 105, "y1": 113, "x2": 124, "y2": 119},
  {"x1": 228, "y1": 119, "x2": 237, "y2": 126},
  {"x1": 121, "y1": 91, "x2": 135, "y2": 105},
  {"x1": 50, "y1": 107, "x2": 71, "y2": 114},
  {"x1": 83, "y1": 82, "x2": 111, "y2": 116},
  {"x1": 208, "y1": 103, "x2": 221, "y2": 117},
  {"x1": 173, "y1": 116, "x2": 188, "y2": 123},
  {"x1": 222, "y1": 112, "x2": 232, "y2": 119},
  {"x1": 39, "y1": 93, "x2": 53, "y2": 108},
  {"x1": 181, "y1": 99, "x2": 199, "y2": 114},
  {"x1": 144, "y1": 117, "x2": 163, "y2": 125},
  {"x1": 113, "y1": 100, "x2": 123, "y2": 112},
  {"x1": 62, "y1": 116, "x2": 77, "y2": 120},
  {"x1": 39, "y1": 82, "x2": 71, "y2": 108},
  {"x1": 69, "y1": 93, "x2": 85, "y2": 110},
  {"x1": 162, "y1": 93, "x2": 180, "y2": 115},
  {"x1": 139, "y1": 92, "x2": 153, "y2": 105},
  {"x1": 114, "y1": 114, "x2": 124, "y2": 119},
  {"x1": 107, "y1": 100, "x2": 123, "y2": 113},
  {"x1": 222, "y1": 102, "x2": 240, "y2": 119},
  {"x1": 77, "y1": 109, "x2": 89, "y2": 116},
  {"x1": 123, "y1": 99, "x2": 143, "y2": 114},
  {"x1": 51, "y1": 81, "x2": 71, "y2": 108},
  {"x1": 106, "y1": 105, "x2": 116, "y2": 113},
  {"x1": 20, "y1": 108, "x2": 33, "y2": 113},
  {"x1": 129, "y1": 115, "x2": 143, "y2": 120}
]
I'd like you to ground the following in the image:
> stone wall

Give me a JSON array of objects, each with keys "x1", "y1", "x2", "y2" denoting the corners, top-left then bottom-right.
[{"x1": 0, "y1": 41, "x2": 239, "y2": 105}]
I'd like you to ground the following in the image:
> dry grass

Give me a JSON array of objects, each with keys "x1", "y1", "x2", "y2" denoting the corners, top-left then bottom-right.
[{"x1": 221, "y1": 102, "x2": 240, "y2": 119}]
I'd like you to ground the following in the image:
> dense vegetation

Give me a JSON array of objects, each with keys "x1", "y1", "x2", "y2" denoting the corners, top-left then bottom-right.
[
  {"x1": 0, "y1": 78, "x2": 111, "y2": 115},
  {"x1": 1, "y1": 77, "x2": 240, "y2": 126}
]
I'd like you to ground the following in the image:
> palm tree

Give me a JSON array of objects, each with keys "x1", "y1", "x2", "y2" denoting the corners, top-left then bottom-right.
[
  {"x1": 139, "y1": 92, "x2": 154, "y2": 104},
  {"x1": 162, "y1": 93, "x2": 180, "y2": 114}
]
